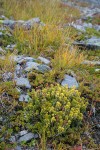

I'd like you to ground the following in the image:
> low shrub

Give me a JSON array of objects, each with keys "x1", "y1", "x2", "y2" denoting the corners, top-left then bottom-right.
[{"x1": 24, "y1": 84, "x2": 87, "y2": 149}]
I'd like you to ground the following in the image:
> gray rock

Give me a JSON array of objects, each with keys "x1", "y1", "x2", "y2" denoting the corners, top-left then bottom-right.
[
  {"x1": 37, "y1": 64, "x2": 51, "y2": 73},
  {"x1": 19, "y1": 94, "x2": 30, "y2": 102},
  {"x1": 38, "y1": 56, "x2": 50, "y2": 64},
  {"x1": 2, "y1": 17, "x2": 41, "y2": 29},
  {"x1": 9, "y1": 136, "x2": 16, "y2": 143},
  {"x1": 61, "y1": 75, "x2": 79, "y2": 88},
  {"x1": 86, "y1": 37, "x2": 100, "y2": 49},
  {"x1": 3, "y1": 20, "x2": 15, "y2": 29},
  {"x1": 23, "y1": 56, "x2": 36, "y2": 62},
  {"x1": 74, "y1": 37, "x2": 100, "y2": 50},
  {"x1": 12, "y1": 55, "x2": 23, "y2": 62},
  {"x1": 18, "y1": 133, "x2": 38, "y2": 143},
  {"x1": 19, "y1": 130, "x2": 28, "y2": 136},
  {"x1": 2, "y1": 72, "x2": 13, "y2": 81},
  {"x1": 23, "y1": 17, "x2": 40, "y2": 29},
  {"x1": 83, "y1": 60, "x2": 100, "y2": 65},
  {"x1": 25, "y1": 62, "x2": 40, "y2": 71},
  {"x1": 15, "y1": 77, "x2": 31, "y2": 89},
  {"x1": 6, "y1": 44, "x2": 16, "y2": 51},
  {"x1": 15, "y1": 146, "x2": 22, "y2": 150},
  {"x1": 0, "y1": 15, "x2": 8, "y2": 20},
  {"x1": 15, "y1": 64, "x2": 23, "y2": 76}
]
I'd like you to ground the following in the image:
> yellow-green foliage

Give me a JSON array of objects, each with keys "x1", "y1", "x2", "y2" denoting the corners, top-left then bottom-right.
[
  {"x1": 3, "y1": 0, "x2": 66, "y2": 24},
  {"x1": 0, "y1": 81, "x2": 19, "y2": 99},
  {"x1": 52, "y1": 47, "x2": 85, "y2": 71},
  {"x1": 0, "y1": 53, "x2": 15, "y2": 74},
  {"x1": 24, "y1": 84, "x2": 87, "y2": 149},
  {"x1": 14, "y1": 24, "x2": 66, "y2": 55}
]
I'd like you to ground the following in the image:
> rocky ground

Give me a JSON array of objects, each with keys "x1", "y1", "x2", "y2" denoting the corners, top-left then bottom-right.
[{"x1": 0, "y1": 0, "x2": 100, "y2": 150}]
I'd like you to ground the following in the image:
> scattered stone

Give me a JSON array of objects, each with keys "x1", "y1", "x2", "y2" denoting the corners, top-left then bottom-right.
[
  {"x1": 37, "y1": 64, "x2": 51, "y2": 73},
  {"x1": 74, "y1": 37, "x2": 100, "y2": 50},
  {"x1": 38, "y1": 56, "x2": 50, "y2": 64},
  {"x1": 83, "y1": 60, "x2": 100, "y2": 65},
  {"x1": 19, "y1": 94, "x2": 30, "y2": 102},
  {"x1": 18, "y1": 133, "x2": 38, "y2": 143},
  {"x1": 15, "y1": 77, "x2": 31, "y2": 89},
  {"x1": 18, "y1": 130, "x2": 28, "y2": 136},
  {"x1": 15, "y1": 146, "x2": 22, "y2": 150},
  {"x1": 3, "y1": 19, "x2": 15, "y2": 29},
  {"x1": 17, "y1": 56, "x2": 36, "y2": 64},
  {"x1": 0, "y1": 15, "x2": 8, "y2": 20},
  {"x1": 6, "y1": 44, "x2": 16, "y2": 51},
  {"x1": 23, "y1": 17, "x2": 40, "y2": 29},
  {"x1": 25, "y1": 62, "x2": 40, "y2": 71},
  {"x1": 9, "y1": 136, "x2": 16, "y2": 143},
  {"x1": 15, "y1": 64, "x2": 23, "y2": 76},
  {"x1": 11, "y1": 55, "x2": 23, "y2": 62},
  {"x1": 2, "y1": 72, "x2": 13, "y2": 81},
  {"x1": 1, "y1": 17, "x2": 41, "y2": 29},
  {"x1": 61, "y1": 75, "x2": 79, "y2": 88}
]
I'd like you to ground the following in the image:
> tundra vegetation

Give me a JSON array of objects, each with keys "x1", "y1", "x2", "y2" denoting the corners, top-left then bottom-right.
[{"x1": 0, "y1": 0, "x2": 100, "y2": 149}]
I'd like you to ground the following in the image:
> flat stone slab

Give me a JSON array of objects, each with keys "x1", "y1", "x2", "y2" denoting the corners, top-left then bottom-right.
[
  {"x1": 15, "y1": 77, "x2": 31, "y2": 89},
  {"x1": 38, "y1": 56, "x2": 50, "y2": 64},
  {"x1": 61, "y1": 75, "x2": 79, "y2": 88},
  {"x1": 18, "y1": 133, "x2": 38, "y2": 143}
]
